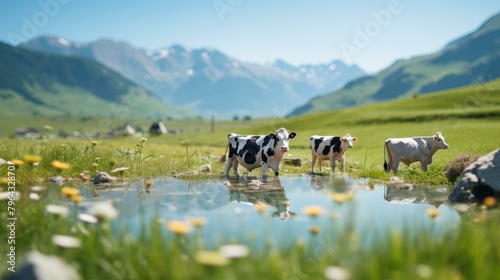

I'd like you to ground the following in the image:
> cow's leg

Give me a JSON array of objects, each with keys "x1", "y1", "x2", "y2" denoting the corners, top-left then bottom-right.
[
  {"x1": 232, "y1": 159, "x2": 241, "y2": 177},
  {"x1": 224, "y1": 157, "x2": 233, "y2": 177},
  {"x1": 340, "y1": 156, "x2": 346, "y2": 173},
  {"x1": 329, "y1": 155, "x2": 336, "y2": 172},
  {"x1": 420, "y1": 160, "x2": 428, "y2": 172},
  {"x1": 261, "y1": 162, "x2": 269, "y2": 177},
  {"x1": 318, "y1": 159, "x2": 324, "y2": 172},
  {"x1": 392, "y1": 159, "x2": 400, "y2": 175},
  {"x1": 311, "y1": 151, "x2": 317, "y2": 173}
]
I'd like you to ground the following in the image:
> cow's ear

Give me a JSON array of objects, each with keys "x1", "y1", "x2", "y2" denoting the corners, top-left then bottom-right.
[
  {"x1": 289, "y1": 132, "x2": 297, "y2": 139},
  {"x1": 433, "y1": 135, "x2": 438, "y2": 141},
  {"x1": 340, "y1": 137, "x2": 345, "y2": 142},
  {"x1": 352, "y1": 137, "x2": 358, "y2": 142},
  {"x1": 268, "y1": 133, "x2": 276, "y2": 139}
]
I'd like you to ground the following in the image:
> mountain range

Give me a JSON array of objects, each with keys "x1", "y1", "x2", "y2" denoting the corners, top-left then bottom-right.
[
  {"x1": 19, "y1": 37, "x2": 366, "y2": 117},
  {"x1": 0, "y1": 42, "x2": 190, "y2": 119},
  {"x1": 290, "y1": 12, "x2": 500, "y2": 116}
]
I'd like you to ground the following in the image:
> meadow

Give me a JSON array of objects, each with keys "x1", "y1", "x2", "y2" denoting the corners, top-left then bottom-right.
[{"x1": 1, "y1": 79, "x2": 500, "y2": 279}]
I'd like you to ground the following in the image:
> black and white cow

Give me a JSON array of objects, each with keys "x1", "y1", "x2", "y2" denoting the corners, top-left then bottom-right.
[
  {"x1": 221, "y1": 128, "x2": 297, "y2": 177},
  {"x1": 309, "y1": 134, "x2": 358, "y2": 173},
  {"x1": 384, "y1": 132, "x2": 449, "y2": 175}
]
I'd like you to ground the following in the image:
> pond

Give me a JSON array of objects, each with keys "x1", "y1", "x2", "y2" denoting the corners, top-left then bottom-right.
[{"x1": 75, "y1": 176, "x2": 460, "y2": 249}]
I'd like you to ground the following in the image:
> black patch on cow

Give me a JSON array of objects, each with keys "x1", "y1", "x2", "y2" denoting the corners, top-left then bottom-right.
[
  {"x1": 262, "y1": 149, "x2": 268, "y2": 163},
  {"x1": 262, "y1": 135, "x2": 271, "y2": 148},
  {"x1": 330, "y1": 137, "x2": 342, "y2": 154},
  {"x1": 238, "y1": 139, "x2": 260, "y2": 164},
  {"x1": 313, "y1": 137, "x2": 324, "y2": 153},
  {"x1": 267, "y1": 147, "x2": 274, "y2": 158},
  {"x1": 228, "y1": 141, "x2": 239, "y2": 158}
]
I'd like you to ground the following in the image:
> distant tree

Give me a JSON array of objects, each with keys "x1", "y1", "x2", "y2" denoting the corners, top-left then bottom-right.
[
  {"x1": 233, "y1": 115, "x2": 239, "y2": 121},
  {"x1": 243, "y1": 115, "x2": 252, "y2": 121}
]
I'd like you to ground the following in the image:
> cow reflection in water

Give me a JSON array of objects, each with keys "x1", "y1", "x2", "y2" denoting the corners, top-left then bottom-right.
[
  {"x1": 227, "y1": 178, "x2": 296, "y2": 221},
  {"x1": 384, "y1": 184, "x2": 449, "y2": 207}
]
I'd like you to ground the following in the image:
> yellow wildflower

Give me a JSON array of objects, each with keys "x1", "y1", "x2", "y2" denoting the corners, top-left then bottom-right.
[
  {"x1": 427, "y1": 209, "x2": 439, "y2": 219},
  {"x1": 145, "y1": 180, "x2": 154, "y2": 188},
  {"x1": 303, "y1": 205, "x2": 323, "y2": 217},
  {"x1": 91, "y1": 141, "x2": 99, "y2": 146},
  {"x1": 194, "y1": 251, "x2": 229, "y2": 266},
  {"x1": 309, "y1": 226, "x2": 321, "y2": 235},
  {"x1": 10, "y1": 159, "x2": 24, "y2": 167},
  {"x1": 23, "y1": 154, "x2": 42, "y2": 165},
  {"x1": 167, "y1": 220, "x2": 192, "y2": 235},
  {"x1": 255, "y1": 202, "x2": 266, "y2": 213},
  {"x1": 71, "y1": 195, "x2": 83, "y2": 204},
  {"x1": 483, "y1": 196, "x2": 497, "y2": 208},
  {"x1": 189, "y1": 217, "x2": 207, "y2": 228},
  {"x1": 52, "y1": 160, "x2": 71, "y2": 170},
  {"x1": 62, "y1": 186, "x2": 79, "y2": 197}
]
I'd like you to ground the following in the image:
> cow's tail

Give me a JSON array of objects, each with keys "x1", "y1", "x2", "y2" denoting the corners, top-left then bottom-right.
[
  {"x1": 383, "y1": 141, "x2": 388, "y2": 172},
  {"x1": 219, "y1": 144, "x2": 229, "y2": 163}
]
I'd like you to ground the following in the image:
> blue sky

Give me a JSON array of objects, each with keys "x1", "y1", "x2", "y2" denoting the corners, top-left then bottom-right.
[{"x1": 1, "y1": 0, "x2": 499, "y2": 73}]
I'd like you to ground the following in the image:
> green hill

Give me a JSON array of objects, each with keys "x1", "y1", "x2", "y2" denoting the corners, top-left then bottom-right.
[
  {"x1": 291, "y1": 12, "x2": 500, "y2": 116},
  {"x1": 0, "y1": 42, "x2": 192, "y2": 119}
]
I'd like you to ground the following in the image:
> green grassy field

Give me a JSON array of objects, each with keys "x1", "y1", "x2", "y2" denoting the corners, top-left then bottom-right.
[{"x1": 1, "y1": 79, "x2": 500, "y2": 279}]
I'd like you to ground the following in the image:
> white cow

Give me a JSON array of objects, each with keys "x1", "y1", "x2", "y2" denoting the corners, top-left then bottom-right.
[
  {"x1": 309, "y1": 134, "x2": 358, "y2": 173},
  {"x1": 221, "y1": 128, "x2": 297, "y2": 177},
  {"x1": 384, "y1": 132, "x2": 449, "y2": 175}
]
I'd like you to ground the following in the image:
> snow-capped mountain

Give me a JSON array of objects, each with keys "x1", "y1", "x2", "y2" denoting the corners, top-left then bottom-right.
[{"x1": 20, "y1": 36, "x2": 366, "y2": 117}]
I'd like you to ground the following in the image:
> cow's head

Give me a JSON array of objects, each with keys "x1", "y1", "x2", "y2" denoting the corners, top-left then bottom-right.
[
  {"x1": 433, "y1": 132, "x2": 449, "y2": 149},
  {"x1": 340, "y1": 134, "x2": 358, "y2": 149},
  {"x1": 270, "y1": 128, "x2": 297, "y2": 153}
]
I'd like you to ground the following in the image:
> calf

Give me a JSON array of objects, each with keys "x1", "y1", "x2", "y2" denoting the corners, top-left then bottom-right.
[
  {"x1": 221, "y1": 128, "x2": 297, "y2": 177},
  {"x1": 384, "y1": 132, "x2": 449, "y2": 175},
  {"x1": 309, "y1": 134, "x2": 358, "y2": 173}
]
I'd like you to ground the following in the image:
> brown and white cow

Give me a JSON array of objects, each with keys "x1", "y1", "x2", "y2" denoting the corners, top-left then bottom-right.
[
  {"x1": 384, "y1": 132, "x2": 449, "y2": 175},
  {"x1": 309, "y1": 134, "x2": 358, "y2": 173},
  {"x1": 220, "y1": 128, "x2": 297, "y2": 177}
]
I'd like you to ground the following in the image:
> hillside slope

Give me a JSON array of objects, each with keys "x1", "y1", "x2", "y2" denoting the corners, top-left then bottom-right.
[
  {"x1": 290, "y1": 12, "x2": 500, "y2": 116},
  {"x1": 0, "y1": 42, "x2": 191, "y2": 118}
]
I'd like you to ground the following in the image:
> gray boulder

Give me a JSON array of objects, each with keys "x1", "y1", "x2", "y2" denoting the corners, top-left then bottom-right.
[
  {"x1": 93, "y1": 172, "x2": 117, "y2": 184},
  {"x1": 5, "y1": 251, "x2": 80, "y2": 280},
  {"x1": 448, "y1": 149, "x2": 500, "y2": 202}
]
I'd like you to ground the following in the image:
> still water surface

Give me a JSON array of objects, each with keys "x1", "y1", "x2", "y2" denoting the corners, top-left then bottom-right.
[{"x1": 79, "y1": 176, "x2": 460, "y2": 249}]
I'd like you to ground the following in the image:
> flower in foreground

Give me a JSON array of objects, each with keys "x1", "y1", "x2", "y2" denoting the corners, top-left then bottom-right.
[
  {"x1": 255, "y1": 202, "x2": 266, "y2": 213},
  {"x1": 23, "y1": 154, "x2": 42, "y2": 165},
  {"x1": 62, "y1": 186, "x2": 79, "y2": 197},
  {"x1": 52, "y1": 235, "x2": 81, "y2": 249},
  {"x1": 189, "y1": 217, "x2": 207, "y2": 228},
  {"x1": 303, "y1": 205, "x2": 323, "y2": 217},
  {"x1": 52, "y1": 160, "x2": 71, "y2": 171},
  {"x1": 78, "y1": 213, "x2": 98, "y2": 224},
  {"x1": 167, "y1": 220, "x2": 192, "y2": 235},
  {"x1": 145, "y1": 180, "x2": 154, "y2": 188},
  {"x1": 483, "y1": 196, "x2": 497, "y2": 208},
  {"x1": 324, "y1": 265, "x2": 351, "y2": 280},
  {"x1": 10, "y1": 159, "x2": 24, "y2": 167},
  {"x1": 309, "y1": 226, "x2": 321, "y2": 235},
  {"x1": 194, "y1": 251, "x2": 229, "y2": 266},
  {"x1": 427, "y1": 208, "x2": 439, "y2": 219},
  {"x1": 71, "y1": 195, "x2": 83, "y2": 204},
  {"x1": 46, "y1": 204, "x2": 68, "y2": 217},
  {"x1": 91, "y1": 141, "x2": 99, "y2": 146},
  {"x1": 219, "y1": 244, "x2": 249, "y2": 259},
  {"x1": 331, "y1": 192, "x2": 353, "y2": 204},
  {"x1": 89, "y1": 201, "x2": 119, "y2": 221}
]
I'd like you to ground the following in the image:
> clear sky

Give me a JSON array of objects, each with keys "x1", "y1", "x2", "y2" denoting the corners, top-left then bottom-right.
[{"x1": 1, "y1": 0, "x2": 499, "y2": 73}]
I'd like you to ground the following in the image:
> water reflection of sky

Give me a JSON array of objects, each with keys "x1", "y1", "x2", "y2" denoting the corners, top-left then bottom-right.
[{"x1": 78, "y1": 176, "x2": 461, "y2": 250}]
